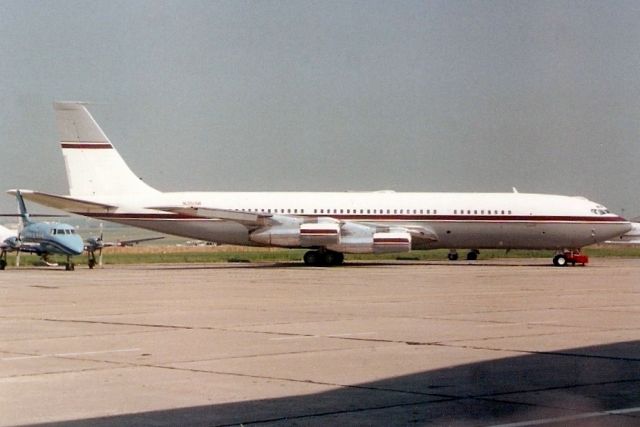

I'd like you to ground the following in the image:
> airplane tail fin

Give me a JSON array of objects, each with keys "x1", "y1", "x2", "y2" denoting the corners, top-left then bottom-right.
[
  {"x1": 15, "y1": 190, "x2": 32, "y2": 226},
  {"x1": 54, "y1": 102, "x2": 159, "y2": 197}
]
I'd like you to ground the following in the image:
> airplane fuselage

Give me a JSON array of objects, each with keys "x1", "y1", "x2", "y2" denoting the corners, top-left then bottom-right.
[
  {"x1": 21, "y1": 222, "x2": 84, "y2": 256},
  {"x1": 70, "y1": 191, "x2": 631, "y2": 251}
]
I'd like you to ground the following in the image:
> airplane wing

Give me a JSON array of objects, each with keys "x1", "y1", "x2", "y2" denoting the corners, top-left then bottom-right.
[
  {"x1": 117, "y1": 236, "x2": 165, "y2": 246},
  {"x1": 150, "y1": 205, "x2": 439, "y2": 242},
  {"x1": 149, "y1": 206, "x2": 274, "y2": 227},
  {"x1": 0, "y1": 241, "x2": 42, "y2": 254},
  {"x1": 6, "y1": 190, "x2": 117, "y2": 213},
  {"x1": 402, "y1": 225, "x2": 439, "y2": 242},
  {"x1": 85, "y1": 236, "x2": 164, "y2": 251}
]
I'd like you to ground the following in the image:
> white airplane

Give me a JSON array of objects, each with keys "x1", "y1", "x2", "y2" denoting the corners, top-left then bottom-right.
[
  {"x1": 8, "y1": 102, "x2": 633, "y2": 267},
  {"x1": 605, "y1": 218, "x2": 640, "y2": 244}
]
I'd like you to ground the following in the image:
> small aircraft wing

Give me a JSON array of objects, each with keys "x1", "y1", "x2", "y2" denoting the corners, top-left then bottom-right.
[
  {"x1": 117, "y1": 236, "x2": 165, "y2": 246},
  {"x1": 6, "y1": 190, "x2": 117, "y2": 213},
  {"x1": 0, "y1": 241, "x2": 41, "y2": 254}
]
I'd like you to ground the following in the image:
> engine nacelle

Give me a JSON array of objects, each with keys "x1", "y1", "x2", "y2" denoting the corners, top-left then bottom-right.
[
  {"x1": 300, "y1": 223, "x2": 340, "y2": 246},
  {"x1": 249, "y1": 226, "x2": 300, "y2": 247},
  {"x1": 249, "y1": 219, "x2": 411, "y2": 253},
  {"x1": 328, "y1": 231, "x2": 412, "y2": 254},
  {"x1": 3, "y1": 236, "x2": 21, "y2": 250}
]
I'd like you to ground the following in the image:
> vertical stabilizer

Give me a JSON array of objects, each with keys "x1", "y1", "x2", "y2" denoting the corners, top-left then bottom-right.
[
  {"x1": 54, "y1": 102, "x2": 159, "y2": 197},
  {"x1": 15, "y1": 190, "x2": 32, "y2": 226}
]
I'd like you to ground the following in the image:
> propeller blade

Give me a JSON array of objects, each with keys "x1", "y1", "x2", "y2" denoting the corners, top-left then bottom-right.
[
  {"x1": 98, "y1": 248, "x2": 103, "y2": 267},
  {"x1": 15, "y1": 249, "x2": 20, "y2": 268}
]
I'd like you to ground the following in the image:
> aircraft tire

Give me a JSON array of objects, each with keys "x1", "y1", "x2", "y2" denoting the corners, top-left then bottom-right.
[
  {"x1": 553, "y1": 254, "x2": 567, "y2": 267},
  {"x1": 303, "y1": 250, "x2": 320, "y2": 266},
  {"x1": 466, "y1": 250, "x2": 478, "y2": 261},
  {"x1": 447, "y1": 252, "x2": 459, "y2": 261},
  {"x1": 0, "y1": 260, "x2": 6, "y2": 270},
  {"x1": 304, "y1": 250, "x2": 344, "y2": 266},
  {"x1": 332, "y1": 252, "x2": 344, "y2": 266},
  {"x1": 323, "y1": 251, "x2": 345, "y2": 266},
  {"x1": 88, "y1": 259, "x2": 96, "y2": 269}
]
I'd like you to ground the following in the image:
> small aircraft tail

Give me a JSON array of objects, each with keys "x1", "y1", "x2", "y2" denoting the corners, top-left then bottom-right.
[
  {"x1": 54, "y1": 102, "x2": 159, "y2": 197},
  {"x1": 15, "y1": 190, "x2": 32, "y2": 226}
]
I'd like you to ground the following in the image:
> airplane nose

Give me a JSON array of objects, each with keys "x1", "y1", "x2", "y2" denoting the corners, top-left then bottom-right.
[{"x1": 72, "y1": 236, "x2": 85, "y2": 255}]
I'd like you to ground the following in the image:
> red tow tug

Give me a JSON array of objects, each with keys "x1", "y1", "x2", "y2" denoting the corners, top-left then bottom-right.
[{"x1": 553, "y1": 250, "x2": 589, "y2": 267}]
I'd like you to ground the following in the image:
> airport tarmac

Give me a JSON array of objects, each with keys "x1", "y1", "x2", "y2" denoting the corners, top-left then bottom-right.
[{"x1": 1, "y1": 258, "x2": 639, "y2": 426}]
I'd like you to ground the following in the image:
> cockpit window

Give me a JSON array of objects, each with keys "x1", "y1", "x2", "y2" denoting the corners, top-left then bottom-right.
[{"x1": 590, "y1": 209, "x2": 610, "y2": 215}]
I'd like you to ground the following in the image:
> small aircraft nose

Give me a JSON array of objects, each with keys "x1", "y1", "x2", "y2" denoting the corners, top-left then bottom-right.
[{"x1": 71, "y1": 236, "x2": 85, "y2": 255}]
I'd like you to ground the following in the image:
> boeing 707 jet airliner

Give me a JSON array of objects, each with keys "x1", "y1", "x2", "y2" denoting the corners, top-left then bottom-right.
[{"x1": 9, "y1": 102, "x2": 632, "y2": 266}]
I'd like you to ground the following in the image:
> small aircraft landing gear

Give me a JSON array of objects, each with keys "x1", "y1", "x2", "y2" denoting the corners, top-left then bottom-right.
[
  {"x1": 64, "y1": 256, "x2": 75, "y2": 271},
  {"x1": 553, "y1": 250, "x2": 589, "y2": 267},
  {"x1": 303, "y1": 249, "x2": 344, "y2": 266},
  {"x1": 0, "y1": 250, "x2": 7, "y2": 270},
  {"x1": 447, "y1": 250, "x2": 459, "y2": 261}
]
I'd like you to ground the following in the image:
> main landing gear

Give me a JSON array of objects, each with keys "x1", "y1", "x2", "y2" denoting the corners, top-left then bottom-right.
[
  {"x1": 447, "y1": 249, "x2": 479, "y2": 261},
  {"x1": 553, "y1": 250, "x2": 589, "y2": 267},
  {"x1": 303, "y1": 250, "x2": 344, "y2": 267},
  {"x1": 63, "y1": 255, "x2": 75, "y2": 271}
]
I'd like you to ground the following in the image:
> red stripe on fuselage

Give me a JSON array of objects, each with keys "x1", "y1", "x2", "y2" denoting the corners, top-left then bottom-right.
[
  {"x1": 76, "y1": 212, "x2": 628, "y2": 223},
  {"x1": 61, "y1": 143, "x2": 113, "y2": 149}
]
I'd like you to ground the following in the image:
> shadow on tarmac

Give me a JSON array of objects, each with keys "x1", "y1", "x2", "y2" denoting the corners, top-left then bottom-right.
[
  {"x1": 34, "y1": 341, "x2": 640, "y2": 426},
  {"x1": 142, "y1": 259, "x2": 557, "y2": 271}
]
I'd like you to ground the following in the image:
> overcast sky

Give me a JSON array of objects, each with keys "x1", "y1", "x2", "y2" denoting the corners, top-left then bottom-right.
[{"x1": 2, "y1": 0, "x2": 640, "y2": 217}]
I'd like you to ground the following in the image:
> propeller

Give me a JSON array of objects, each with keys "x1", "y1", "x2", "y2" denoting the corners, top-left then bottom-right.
[
  {"x1": 15, "y1": 217, "x2": 24, "y2": 268},
  {"x1": 97, "y1": 222, "x2": 104, "y2": 267},
  {"x1": 85, "y1": 222, "x2": 105, "y2": 268}
]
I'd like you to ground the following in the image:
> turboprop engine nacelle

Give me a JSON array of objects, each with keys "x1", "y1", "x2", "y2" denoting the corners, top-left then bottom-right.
[{"x1": 3, "y1": 236, "x2": 21, "y2": 250}]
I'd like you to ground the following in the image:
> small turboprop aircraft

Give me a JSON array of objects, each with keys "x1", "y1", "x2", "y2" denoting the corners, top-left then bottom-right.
[
  {"x1": 1, "y1": 192, "x2": 164, "y2": 270},
  {"x1": 9, "y1": 102, "x2": 634, "y2": 267},
  {"x1": 0, "y1": 190, "x2": 84, "y2": 270}
]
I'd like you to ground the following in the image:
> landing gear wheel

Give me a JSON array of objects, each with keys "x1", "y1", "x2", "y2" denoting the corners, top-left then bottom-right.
[
  {"x1": 0, "y1": 259, "x2": 6, "y2": 270},
  {"x1": 447, "y1": 252, "x2": 459, "y2": 261},
  {"x1": 553, "y1": 254, "x2": 567, "y2": 267},
  {"x1": 332, "y1": 252, "x2": 344, "y2": 266},
  {"x1": 88, "y1": 259, "x2": 96, "y2": 269},
  {"x1": 65, "y1": 262, "x2": 75, "y2": 271},
  {"x1": 303, "y1": 251, "x2": 320, "y2": 266},
  {"x1": 466, "y1": 250, "x2": 479, "y2": 261},
  {"x1": 323, "y1": 251, "x2": 344, "y2": 266},
  {"x1": 303, "y1": 250, "x2": 344, "y2": 266}
]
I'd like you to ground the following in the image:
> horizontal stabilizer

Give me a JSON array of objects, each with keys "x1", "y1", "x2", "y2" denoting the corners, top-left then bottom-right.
[{"x1": 6, "y1": 190, "x2": 117, "y2": 213}]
